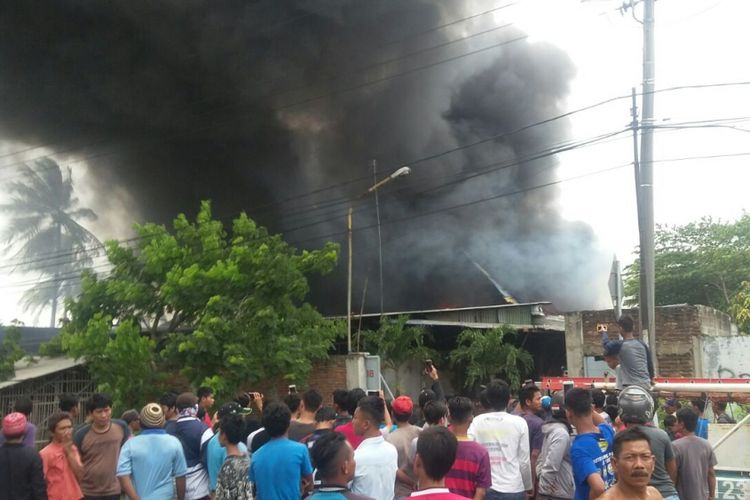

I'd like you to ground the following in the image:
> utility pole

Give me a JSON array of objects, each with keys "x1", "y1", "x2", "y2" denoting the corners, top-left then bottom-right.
[
  {"x1": 638, "y1": 0, "x2": 658, "y2": 373},
  {"x1": 347, "y1": 207, "x2": 353, "y2": 353},
  {"x1": 372, "y1": 159, "x2": 384, "y2": 316}
]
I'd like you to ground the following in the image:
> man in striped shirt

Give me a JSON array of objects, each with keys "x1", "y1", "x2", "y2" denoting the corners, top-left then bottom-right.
[{"x1": 445, "y1": 397, "x2": 491, "y2": 499}]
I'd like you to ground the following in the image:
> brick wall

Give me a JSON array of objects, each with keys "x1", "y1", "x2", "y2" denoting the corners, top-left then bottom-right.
[
  {"x1": 574, "y1": 305, "x2": 712, "y2": 377},
  {"x1": 256, "y1": 355, "x2": 349, "y2": 404}
]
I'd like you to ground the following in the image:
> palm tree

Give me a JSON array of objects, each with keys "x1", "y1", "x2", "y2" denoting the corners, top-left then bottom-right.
[{"x1": 1, "y1": 158, "x2": 100, "y2": 326}]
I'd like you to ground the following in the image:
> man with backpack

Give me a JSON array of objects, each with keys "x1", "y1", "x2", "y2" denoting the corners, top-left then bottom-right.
[{"x1": 167, "y1": 392, "x2": 214, "y2": 500}]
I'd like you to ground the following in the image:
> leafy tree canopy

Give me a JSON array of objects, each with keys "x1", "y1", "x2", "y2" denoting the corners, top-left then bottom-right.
[
  {"x1": 60, "y1": 201, "x2": 342, "y2": 408},
  {"x1": 365, "y1": 315, "x2": 438, "y2": 371},
  {"x1": 449, "y1": 325, "x2": 533, "y2": 392},
  {"x1": 625, "y1": 215, "x2": 750, "y2": 322},
  {"x1": 0, "y1": 321, "x2": 25, "y2": 381}
]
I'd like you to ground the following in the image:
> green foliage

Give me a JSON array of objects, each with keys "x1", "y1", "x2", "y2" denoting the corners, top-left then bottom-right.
[
  {"x1": 62, "y1": 315, "x2": 156, "y2": 412},
  {"x1": 61, "y1": 201, "x2": 341, "y2": 407},
  {"x1": 449, "y1": 326, "x2": 534, "y2": 391},
  {"x1": 624, "y1": 215, "x2": 750, "y2": 320},
  {"x1": 0, "y1": 321, "x2": 25, "y2": 381},
  {"x1": 365, "y1": 315, "x2": 438, "y2": 370},
  {"x1": 729, "y1": 281, "x2": 750, "y2": 334}
]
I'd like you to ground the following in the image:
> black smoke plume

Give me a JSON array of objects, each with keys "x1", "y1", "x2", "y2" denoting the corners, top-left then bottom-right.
[{"x1": 0, "y1": 1, "x2": 608, "y2": 313}]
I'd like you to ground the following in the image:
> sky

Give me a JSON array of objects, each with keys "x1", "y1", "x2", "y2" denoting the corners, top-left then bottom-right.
[{"x1": 1, "y1": 0, "x2": 749, "y2": 325}]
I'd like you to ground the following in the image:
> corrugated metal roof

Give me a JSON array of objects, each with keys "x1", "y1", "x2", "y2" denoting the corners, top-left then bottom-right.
[
  {"x1": 344, "y1": 301, "x2": 552, "y2": 320},
  {"x1": 0, "y1": 357, "x2": 83, "y2": 390}
]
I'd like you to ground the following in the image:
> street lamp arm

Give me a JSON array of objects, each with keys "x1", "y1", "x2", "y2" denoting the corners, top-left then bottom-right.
[{"x1": 366, "y1": 166, "x2": 411, "y2": 193}]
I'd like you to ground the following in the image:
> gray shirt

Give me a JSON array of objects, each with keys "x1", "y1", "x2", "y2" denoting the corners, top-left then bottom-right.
[
  {"x1": 385, "y1": 424, "x2": 421, "y2": 498},
  {"x1": 632, "y1": 424, "x2": 678, "y2": 497},
  {"x1": 618, "y1": 339, "x2": 651, "y2": 387},
  {"x1": 537, "y1": 421, "x2": 574, "y2": 499},
  {"x1": 673, "y1": 435, "x2": 717, "y2": 500}
]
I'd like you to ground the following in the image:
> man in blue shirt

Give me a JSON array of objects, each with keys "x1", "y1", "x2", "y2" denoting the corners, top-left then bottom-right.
[
  {"x1": 566, "y1": 388, "x2": 615, "y2": 500},
  {"x1": 250, "y1": 401, "x2": 314, "y2": 500},
  {"x1": 207, "y1": 402, "x2": 248, "y2": 494},
  {"x1": 117, "y1": 403, "x2": 188, "y2": 500},
  {"x1": 691, "y1": 399, "x2": 709, "y2": 439}
]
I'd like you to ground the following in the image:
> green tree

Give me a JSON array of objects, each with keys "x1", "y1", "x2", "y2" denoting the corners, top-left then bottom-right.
[
  {"x1": 1, "y1": 159, "x2": 100, "y2": 326},
  {"x1": 624, "y1": 215, "x2": 750, "y2": 317},
  {"x1": 366, "y1": 315, "x2": 438, "y2": 372},
  {"x1": 0, "y1": 321, "x2": 25, "y2": 381},
  {"x1": 60, "y1": 201, "x2": 341, "y2": 408},
  {"x1": 729, "y1": 280, "x2": 750, "y2": 334},
  {"x1": 364, "y1": 315, "x2": 438, "y2": 393},
  {"x1": 449, "y1": 325, "x2": 534, "y2": 391}
]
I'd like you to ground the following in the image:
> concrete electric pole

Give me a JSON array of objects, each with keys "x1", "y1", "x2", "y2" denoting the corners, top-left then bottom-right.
[{"x1": 627, "y1": 0, "x2": 658, "y2": 373}]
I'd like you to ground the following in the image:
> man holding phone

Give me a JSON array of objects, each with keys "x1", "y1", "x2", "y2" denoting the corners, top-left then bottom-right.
[
  {"x1": 416, "y1": 360, "x2": 445, "y2": 427},
  {"x1": 599, "y1": 316, "x2": 654, "y2": 390}
]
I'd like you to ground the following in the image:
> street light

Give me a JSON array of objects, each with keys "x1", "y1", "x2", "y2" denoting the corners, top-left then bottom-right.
[{"x1": 347, "y1": 165, "x2": 411, "y2": 353}]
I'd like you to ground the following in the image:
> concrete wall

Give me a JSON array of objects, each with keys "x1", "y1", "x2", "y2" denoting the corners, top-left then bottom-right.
[
  {"x1": 696, "y1": 305, "x2": 738, "y2": 337},
  {"x1": 564, "y1": 305, "x2": 737, "y2": 378},
  {"x1": 381, "y1": 360, "x2": 457, "y2": 399},
  {"x1": 702, "y1": 336, "x2": 750, "y2": 379}
]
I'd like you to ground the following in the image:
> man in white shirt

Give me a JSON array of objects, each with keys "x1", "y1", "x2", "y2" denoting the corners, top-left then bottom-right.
[
  {"x1": 351, "y1": 395, "x2": 398, "y2": 500},
  {"x1": 468, "y1": 379, "x2": 532, "y2": 500}
]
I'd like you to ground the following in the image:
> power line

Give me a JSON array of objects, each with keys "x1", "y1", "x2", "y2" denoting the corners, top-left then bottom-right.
[
  {"x1": 0, "y1": 101, "x2": 746, "y2": 269},
  {"x1": 6, "y1": 148, "x2": 750, "y2": 292},
  {"x1": 3, "y1": 82, "x2": 750, "y2": 273},
  {"x1": 0, "y1": 3, "x2": 520, "y2": 174},
  {"x1": 0, "y1": 125, "x2": 633, "y2": 274}
]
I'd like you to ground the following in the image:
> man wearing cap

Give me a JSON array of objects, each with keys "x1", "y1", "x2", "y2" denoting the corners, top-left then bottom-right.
[
  {"x1": 386, "y1": 395, "x2": 422, "y2": 497},
  {"x1": 0, "y1": 412, "x2": 47, "y2": 499},
  {"x1": 206, "y1": 402, "x2": 248, "y2": 495},
  {"x1": 117, "y1": 403, "x2": 188, "y2": 500},
  {"x1": 167, "y1": 392, "x2": 214, "y2": 500},
  {"x1": 537, "y1": 392, "x2": 574, "y2": 500}
]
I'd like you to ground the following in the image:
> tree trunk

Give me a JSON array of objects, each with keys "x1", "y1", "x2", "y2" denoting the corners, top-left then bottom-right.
[{"x1": 49, "y1": 221, "x2": 62, "y2": 327}]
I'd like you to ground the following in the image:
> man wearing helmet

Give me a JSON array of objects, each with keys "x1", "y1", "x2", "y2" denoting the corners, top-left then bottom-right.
[{"x1": 618, "y1": 386, "x2": 678, "y2": 500}]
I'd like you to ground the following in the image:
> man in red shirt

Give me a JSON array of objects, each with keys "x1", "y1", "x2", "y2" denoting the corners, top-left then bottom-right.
[
  {"x1": 334, "y1": 388, "x2": 366, "y2": 449},
  {"x1": 40, "y1": 412, "x2": 84, "y2": 500},
  {"x1": 197, "y1": 387, "x2": 215, "y2": 427},
  {"x1": 445, "y1": 397, "x2": 491, "y2": 499},
  {"x1": 410, "y1": 426, "x2": 468, "y2": 500}
]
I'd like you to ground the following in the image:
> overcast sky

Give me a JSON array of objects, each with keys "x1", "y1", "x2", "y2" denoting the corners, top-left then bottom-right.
[{"x1": 2, "y1": 0, "x2": 749, "y2": 325}]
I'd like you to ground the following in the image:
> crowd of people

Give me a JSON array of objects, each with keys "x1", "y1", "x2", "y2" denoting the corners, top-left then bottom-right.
[{"x1": 0, "y1": 316, "x2": 729, "y2": 500}]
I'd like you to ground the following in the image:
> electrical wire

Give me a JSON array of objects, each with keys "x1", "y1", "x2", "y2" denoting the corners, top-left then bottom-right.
[{"x1": 5, "y1": 149, "x2": 750, "y2": 293}]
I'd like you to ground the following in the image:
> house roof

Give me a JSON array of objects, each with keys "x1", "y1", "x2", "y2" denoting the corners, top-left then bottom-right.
[
  {"x1": 0, "y1": 326, "x2": 60, "y2": 354},
  {"x1": 0, "y1": 357, "x2": 83, "y2": 390}
]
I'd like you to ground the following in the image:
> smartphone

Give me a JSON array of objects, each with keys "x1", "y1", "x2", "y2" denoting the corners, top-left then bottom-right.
[
  {"x1": 288, "y1": 384, "x2": 297, "y2": 394},
  {"x1": 424, "y1": 359, "x2": 433, "y2": 373},
  {"x1": 596, "y1": 323, "x2": 607, "y2": 333},
  {"x1": 563, "y1": 381, "x2": 574, "y2": 396},
  {"x1": 366, "y1": 389, "x2": 379, "y2": 397}
]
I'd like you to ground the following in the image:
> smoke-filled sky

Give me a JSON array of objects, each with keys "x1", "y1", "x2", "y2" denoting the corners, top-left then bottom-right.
[{"x1": 2, "y1": 0, "x2": 750, "y2": 324}]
